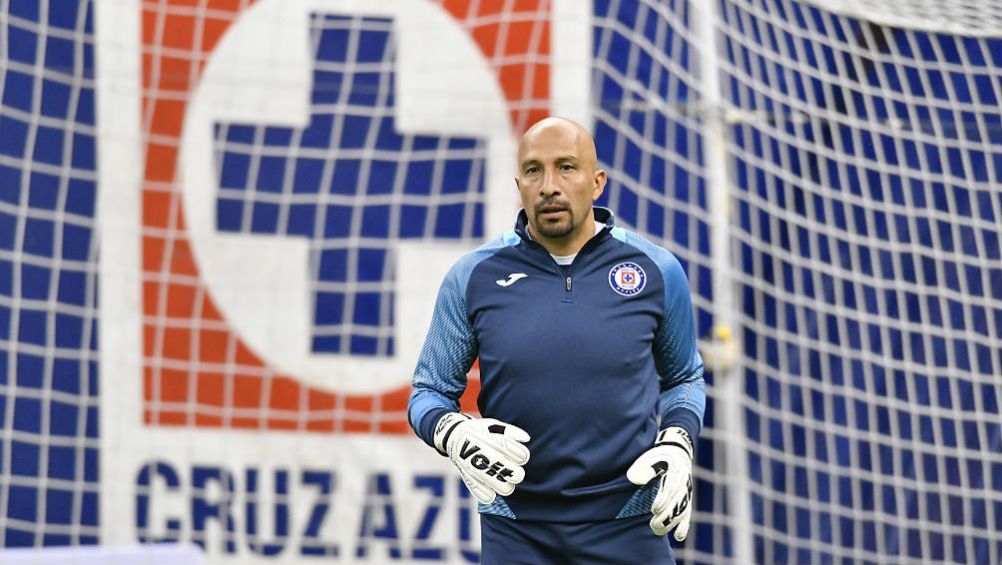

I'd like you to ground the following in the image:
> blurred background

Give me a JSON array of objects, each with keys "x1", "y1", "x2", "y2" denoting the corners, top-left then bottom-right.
[{"x1": 0, "y1": 0, "x2": 999, "y2": 563}]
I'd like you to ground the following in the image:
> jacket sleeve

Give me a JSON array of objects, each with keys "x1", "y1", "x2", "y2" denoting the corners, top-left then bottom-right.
[
  {"x1": 653, "y1": 252, "x2": 706, "y2": 440},
  {"x1": 407, "y1": 260, "x2": 480, "y2": 449}
]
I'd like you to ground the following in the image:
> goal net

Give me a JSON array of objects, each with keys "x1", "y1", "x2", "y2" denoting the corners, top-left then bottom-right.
[
  {"x1": 2, "y1": 0, "x2": 1000, "y2": 563},
  {"x1": 720, "y1": 0, "x2": 1002, "y2": 563}
]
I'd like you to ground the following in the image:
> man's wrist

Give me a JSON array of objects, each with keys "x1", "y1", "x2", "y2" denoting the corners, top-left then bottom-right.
[
  {"x1": 654, "y1": 426, "x2": 694, "y2": 459},
  {"x1": 419, "y1": 407, "x2": 453, "y2": 451},
  {"x1": 432, "y1": 412, "x2": 474, "y2": 455}
]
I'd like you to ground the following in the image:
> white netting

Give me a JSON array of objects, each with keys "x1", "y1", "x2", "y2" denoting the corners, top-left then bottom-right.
[
  {"x1": 806, "y1": 0, "x2": 1002, "y2": 37},
  {"x1": 717, "y1": 0, "x2": 1002, "y2": 563}
]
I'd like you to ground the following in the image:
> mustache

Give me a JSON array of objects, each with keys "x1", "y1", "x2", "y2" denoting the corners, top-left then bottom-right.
[{"x1": 534, "y1": 199, "x2": 570, "y2": 214}]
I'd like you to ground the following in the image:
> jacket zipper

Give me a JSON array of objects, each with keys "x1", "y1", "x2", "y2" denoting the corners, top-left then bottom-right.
[{"x1": 521, "y1": 224, "x2": 609, "y2": 298}]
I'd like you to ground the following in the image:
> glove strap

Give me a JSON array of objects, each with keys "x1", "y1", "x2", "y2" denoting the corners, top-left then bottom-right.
[
  {"x1": 433, "y1": 412, "x2": 472, "y2": 456},
  {"x1": 654, "y1": 426, "x2": 694, "y2": 459}
]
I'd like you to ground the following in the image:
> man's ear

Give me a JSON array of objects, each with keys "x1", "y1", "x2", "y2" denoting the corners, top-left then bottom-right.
[{"x1": 592, "y1": 169, "x2": 607, "y2": 201}]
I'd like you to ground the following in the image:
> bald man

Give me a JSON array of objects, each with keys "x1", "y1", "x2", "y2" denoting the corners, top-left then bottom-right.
[{"x1": 408, "y1": 117, "x2": 705, "y2": 564}]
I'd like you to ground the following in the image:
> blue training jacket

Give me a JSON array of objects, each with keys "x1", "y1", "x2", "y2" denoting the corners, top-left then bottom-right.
[{"x1": 408, "y1": 207, "x2": 706, "y2": 523}]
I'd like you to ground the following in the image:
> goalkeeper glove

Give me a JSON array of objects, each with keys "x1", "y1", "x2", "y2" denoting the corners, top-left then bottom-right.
[
  {"x1": 626, "y1": 426, "x2": 695, "y2": 540},
  {"x1": 433, "y1": 412, "x2": 531, "y2": 504}
]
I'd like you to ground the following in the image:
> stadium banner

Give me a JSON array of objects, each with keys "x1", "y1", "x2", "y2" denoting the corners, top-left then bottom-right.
[{"x1": 95, "y1": 0, "x2": 589, "y2": 562}]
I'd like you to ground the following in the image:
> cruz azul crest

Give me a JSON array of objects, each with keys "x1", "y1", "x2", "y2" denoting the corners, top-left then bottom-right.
[{"x1": 608, "y1": 262, "x2": 647, "y2": 297}]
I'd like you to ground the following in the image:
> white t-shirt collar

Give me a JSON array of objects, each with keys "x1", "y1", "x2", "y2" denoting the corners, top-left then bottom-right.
[{"x1": 532, "y1": 220, "x2": 606, "y2": 265}]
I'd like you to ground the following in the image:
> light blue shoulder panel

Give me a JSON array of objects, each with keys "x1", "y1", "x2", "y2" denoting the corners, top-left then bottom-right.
[{"x1": 407, "y1": 232, "x2": 520, "y2": 433}]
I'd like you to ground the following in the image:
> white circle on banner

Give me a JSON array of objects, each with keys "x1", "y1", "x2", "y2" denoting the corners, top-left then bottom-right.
[
  {"x1": 608, "y1": 262, "x2": 647, "y2": 296},
  {"x1": 179, "y1": 0, "x2": 515, "y2": 394}
]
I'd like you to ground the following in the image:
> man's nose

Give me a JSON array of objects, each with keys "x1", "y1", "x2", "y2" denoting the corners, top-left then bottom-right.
[{"x1": 539, "y1": 168, "x2": 560, "y2": 195}]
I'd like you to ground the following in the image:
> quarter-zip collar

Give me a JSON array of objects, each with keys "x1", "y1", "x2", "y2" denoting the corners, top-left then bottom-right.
[{"x1": 514, "y1": 206, "x2": 616, "y2": 257}]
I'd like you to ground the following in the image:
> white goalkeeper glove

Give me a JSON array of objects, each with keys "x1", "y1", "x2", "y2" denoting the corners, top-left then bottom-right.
[
  {"x1": 626, "y1": 426, "x2": 695, "y2": 540},
  {"x1": 433, "y1": 412, "x2": 531, "y2": 504}
]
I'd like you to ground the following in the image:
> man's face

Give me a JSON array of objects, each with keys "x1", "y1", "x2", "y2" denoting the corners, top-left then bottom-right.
[{"x1": 515, "y1": 121, "x2": 606, "y2": 252}]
